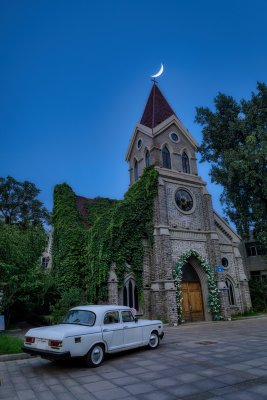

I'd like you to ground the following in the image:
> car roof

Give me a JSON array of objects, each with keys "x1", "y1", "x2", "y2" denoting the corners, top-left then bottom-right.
[{"x1": 70, "y1": 305, "x2": 132, "y2": 313}]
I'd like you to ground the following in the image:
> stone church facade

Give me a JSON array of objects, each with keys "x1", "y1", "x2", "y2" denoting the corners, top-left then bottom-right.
[{"x1": 108, "y1": 83, "x2": 251, "y2": 324}]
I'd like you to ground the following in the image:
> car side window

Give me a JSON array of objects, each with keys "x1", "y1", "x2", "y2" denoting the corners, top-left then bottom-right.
[
  {"x1": 121, "y1": 311, "x2": 134, "y2": 323},
  {"x1": 104, "y1": 311, "x2": 120, "y2": 324}
]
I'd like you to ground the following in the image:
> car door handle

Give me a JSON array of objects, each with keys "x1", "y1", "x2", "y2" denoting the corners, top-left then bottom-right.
[
  {"x1": 123, "y1": 326, "x2": 129, "y2": 329},
  {"x1": 103, "y1": 329, "x2": 112, "y2": 332}
]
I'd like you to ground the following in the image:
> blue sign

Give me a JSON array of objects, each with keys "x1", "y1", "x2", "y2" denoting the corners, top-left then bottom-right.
[{"x1": 216, "y1": 265, "x2": 224, "y2": 272}]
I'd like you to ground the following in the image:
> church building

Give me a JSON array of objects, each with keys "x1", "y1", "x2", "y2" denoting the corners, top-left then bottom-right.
[{"x1": 110, "y1": 82, "x2": 252, "y2": 323}]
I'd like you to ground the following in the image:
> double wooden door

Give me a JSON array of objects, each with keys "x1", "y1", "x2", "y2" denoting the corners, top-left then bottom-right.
[{"x1": 181, "y1": 282, "x2": 204, "y2": 322}]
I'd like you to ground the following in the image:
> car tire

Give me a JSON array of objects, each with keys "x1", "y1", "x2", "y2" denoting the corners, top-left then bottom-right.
[
  {"x1": 85, "y1": 344, "x2": 105, "y2": 367},
  {"x1": 148, "y1": 331, "x2": 159, "y2": 349}
]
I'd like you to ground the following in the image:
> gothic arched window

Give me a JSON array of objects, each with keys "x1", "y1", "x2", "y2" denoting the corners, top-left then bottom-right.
[
  {"x1": 162, "y1": 145, "x2": 171, "y2": 169},
  {"x1": 145, "y1": 150, "x2": 151, "y2": 167},
  {"x1": 226, "y1": 279, "x2": 236, "y2": 306},
  {"x1": 123, "y1": 278, "x2": 139, "y2": 310},
  {"x1": 182, "y1": 152, "x2": 190, "y2": 173},
  {"x1": 134, "y1": 160, "x2": 138, "y2": 181}
]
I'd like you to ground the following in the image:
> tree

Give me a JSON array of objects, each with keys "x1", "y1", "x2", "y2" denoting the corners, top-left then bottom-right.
[
  {"x1": 0, "y1": 176, "x2": 50, "y2": 227},
  {"x1": 0, "y1": 221, "x2": 49, "y2": 324},
  {"x1": 249, "y1": 279, "x2": 267, "y2": 312},
  {"x1": 195, "y1": 82, "x2": 267, "y2": 247}
]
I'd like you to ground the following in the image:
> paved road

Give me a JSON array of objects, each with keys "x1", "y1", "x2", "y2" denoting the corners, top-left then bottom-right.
[{"x1": 1, "y1": 317, "x2": 267, "y2": 399}]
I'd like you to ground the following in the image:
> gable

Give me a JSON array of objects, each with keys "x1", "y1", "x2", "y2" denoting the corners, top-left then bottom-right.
[
  {"x1": 214, "y1": 211, "x2": 241, "y2": 244},
  {"x1": 125, "y1": 115, "x2": 198, "y2": 161}
]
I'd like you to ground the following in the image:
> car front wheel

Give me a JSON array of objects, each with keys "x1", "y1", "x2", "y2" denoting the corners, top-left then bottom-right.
[
  {"x1": 148, "y1": 331, "x2": 159, "y2": 349},
  {"x1": 85, "y1": 344, "x2": 105, "y2": 367}
]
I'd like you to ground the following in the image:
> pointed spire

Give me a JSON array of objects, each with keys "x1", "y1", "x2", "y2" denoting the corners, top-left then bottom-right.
[{"x1": 140, "y1": 83, "x2": 176, "y2": 129}]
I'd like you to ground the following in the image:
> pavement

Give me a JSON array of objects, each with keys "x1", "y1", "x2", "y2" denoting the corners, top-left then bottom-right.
[{"x1": 1, "y1": 316, "x2": 267, "y2": 399}]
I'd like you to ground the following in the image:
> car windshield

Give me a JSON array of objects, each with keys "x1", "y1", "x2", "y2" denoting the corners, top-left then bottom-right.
[{"x1": 63, "y1": 310, "x2": 95, "y2": 326}]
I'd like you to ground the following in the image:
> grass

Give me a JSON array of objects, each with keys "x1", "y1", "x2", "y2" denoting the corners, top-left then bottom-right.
[
  {"x1": 231, "y1": 310, "x2": 267, "y2": 320},
  {"x1": 0, "y1": 333, "x2": 24, "y2": 355}
]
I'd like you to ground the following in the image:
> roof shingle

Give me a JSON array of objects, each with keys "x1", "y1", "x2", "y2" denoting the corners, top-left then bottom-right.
[{"x1": 140, "y1": 84, "x2": 176, "y2": 129}]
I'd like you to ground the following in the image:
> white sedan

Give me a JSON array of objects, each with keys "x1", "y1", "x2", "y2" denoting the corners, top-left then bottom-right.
[{"x1": 22, "y1": 305, "x2": 164, "y2": 367}]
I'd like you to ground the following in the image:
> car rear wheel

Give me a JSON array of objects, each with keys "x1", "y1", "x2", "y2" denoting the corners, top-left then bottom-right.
[
  {"x1": 85, "y1": 344, "x2": 105, "y2": 367},
  {"x1": 148, "y1": 331, "x2": 159, "y2": 349}
]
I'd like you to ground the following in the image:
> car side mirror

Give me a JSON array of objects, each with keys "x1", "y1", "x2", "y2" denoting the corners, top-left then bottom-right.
[{"x1": 134, "y1": 317, "x2": 138, "y2": 323}]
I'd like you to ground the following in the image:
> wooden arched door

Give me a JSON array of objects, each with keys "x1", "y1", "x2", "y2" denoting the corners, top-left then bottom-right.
[{"x1": 181, "y1": 263, "x2": 204, "y2": 322}]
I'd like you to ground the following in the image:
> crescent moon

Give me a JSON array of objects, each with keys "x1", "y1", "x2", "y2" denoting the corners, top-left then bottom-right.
[{"x1": 151, "y1": 63, "x2": 164, "y2": 78}]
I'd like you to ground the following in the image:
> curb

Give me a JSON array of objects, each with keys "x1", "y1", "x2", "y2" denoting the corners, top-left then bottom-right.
[{"x1": 0, "y1": 353, "x2": 33, "y2": 362}]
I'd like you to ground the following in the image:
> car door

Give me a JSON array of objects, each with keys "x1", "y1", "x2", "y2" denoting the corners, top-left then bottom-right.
[
  {"x1": 121, "y1": 310, "x2": 142, "y2": 348},
  {"x1": 102, "y1": 311, "x2": 124, "y2": 351}
]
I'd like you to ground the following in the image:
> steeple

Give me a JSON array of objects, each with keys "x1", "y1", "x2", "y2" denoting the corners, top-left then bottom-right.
[{"x1": 140, "y1": 83, "x2": 176, "y2": 129}]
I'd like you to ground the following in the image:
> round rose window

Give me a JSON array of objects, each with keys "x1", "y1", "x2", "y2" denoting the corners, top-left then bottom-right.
[
  {"x1": 169, "y1": 132, "x2": 179, "y2": 142},
  {"x1": 175, "y1": 189, "x2": 194, "y2": 212}
]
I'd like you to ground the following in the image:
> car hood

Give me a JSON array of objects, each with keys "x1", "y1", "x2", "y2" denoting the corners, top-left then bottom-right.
[{"x1": 25, "y1": 324, "x2": 100, "y2": 340}]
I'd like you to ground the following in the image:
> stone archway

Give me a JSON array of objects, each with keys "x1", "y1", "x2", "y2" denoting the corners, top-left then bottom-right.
[{"x1": 173, "y1": 250, "x2": 221, "y2": 322}]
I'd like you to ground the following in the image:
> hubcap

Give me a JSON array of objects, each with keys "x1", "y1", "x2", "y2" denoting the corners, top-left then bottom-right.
[
  {"x1": 92, "y1": 346, "x2": 103, "y2": 364},
  {"x1": 150, "y1": 334, "x2": 157, "y2": 347}
]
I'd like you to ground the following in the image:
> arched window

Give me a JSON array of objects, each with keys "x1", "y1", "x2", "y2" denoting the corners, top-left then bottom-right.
[
  {"x1": 145, "y1": 150, "x2": 151, "y2": 167},
  {"x1": 123, "y1": 286, "x2": 127, "y2": 306},
  {"x1": 123, "y1": 278, "x2": 138, "y2": 310},
  {"x1": 129, "y1": 280, "x2": 133, "y2": 308},
  {"x1": 182, "y1": 152, "x2": 190, "y2": 173},
  {"x1": 225, "y1": 279, "x2": 236, "y2": 305},
  {"x1": 134, "y1": 160, "x2": 138, "y2": 181},
  {"x1": 162, "y1": 145, "x2": 171, "y2": 169}
]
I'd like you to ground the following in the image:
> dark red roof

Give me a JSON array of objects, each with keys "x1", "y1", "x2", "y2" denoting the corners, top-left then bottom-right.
[
  {"x1": 140, "y1": 84, "x2": 176, "y2": 129},
  {"x1": 75, "y1": 195, "x2": 95, "y2": 227}
]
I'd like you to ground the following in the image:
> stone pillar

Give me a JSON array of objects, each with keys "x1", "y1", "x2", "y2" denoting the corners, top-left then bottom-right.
[
  {"x1": 150, "y1": 281, "x2": 178, "y2": 324},
  {"x1": 202, "y1": 191, "x2": 231, "y2": 320},
  {"x1": 239, "y1": 281, "x2": 252, "y2": 311},
  {"x1": 150, "y1": 282, "x2": 162, "y2": 319},
  {"x1": 164, "y1": 281, "x2": 178, "y2": 325},
  {"x1": 142, "y1": 239, "x2": 151, "y2": 318},
  {"x1": 233, "y1": 246, "x2": 252, "y2": 311},
  {"x1": 108, "y1": 263, "x2": 118, "y2": 305},
  {"x1": 218, "y1": 281, "x2": 231, "y2": 320}
]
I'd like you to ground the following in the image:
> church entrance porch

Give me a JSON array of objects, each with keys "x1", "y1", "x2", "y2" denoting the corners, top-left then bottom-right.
[{"x1": 181, "y1": 262, "x2": 204, "y2": 322}]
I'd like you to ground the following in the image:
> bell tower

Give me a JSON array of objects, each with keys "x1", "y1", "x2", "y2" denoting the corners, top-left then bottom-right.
[
  {"x1": 125, "y1": 82, "x2": 251, "y2": 324},
  {"x1": 126, "y1": 82, "x2": 199, "y2": 185}
]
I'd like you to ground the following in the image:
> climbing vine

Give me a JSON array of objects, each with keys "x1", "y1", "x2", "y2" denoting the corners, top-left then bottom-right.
[
  {"x1": 52, "y1": 183, "x2": 87, "y2": 293},
  {"x1": 51, "y1": 167, "x2": 158, "y2": 319},
  {"x1": 84, "y1": 166, "x2": 158, "y2": 302},
  {"x1": 173, "y1": 249, "x2": 221, "y2": 322}
]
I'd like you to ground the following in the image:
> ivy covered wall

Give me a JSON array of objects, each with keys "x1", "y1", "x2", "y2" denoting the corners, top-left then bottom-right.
[{"x1": 51, "y1": 167, "x2": 158, "y2": 317}]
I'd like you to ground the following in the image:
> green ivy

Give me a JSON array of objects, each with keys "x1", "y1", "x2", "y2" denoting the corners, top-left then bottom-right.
[
  {"x1": 52, "y1": 183, "x2": 87, "y2": 293},
  {"x1": 51, "y1": 167, "x2": 158, "y2": 314},
  {"x1": 173, "y1": 249, "x2": 221, "y2": 322}
]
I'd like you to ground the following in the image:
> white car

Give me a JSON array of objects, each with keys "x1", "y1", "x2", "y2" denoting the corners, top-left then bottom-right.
[{"x1": 22, "y1": 305, "x2": 164, "y2": 367}]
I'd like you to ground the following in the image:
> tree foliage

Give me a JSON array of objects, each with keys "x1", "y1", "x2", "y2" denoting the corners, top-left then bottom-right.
[
  {"x1": 0, "y1": 222, "x2": 48, "y2": 324},
  {"x1": 249, "y1": 279, "x2": 267, "y2": 312},
  {"x1": 195, "y1": 82, "x2": 267, "y2": 246},
  {"x1": 0, "y1": 176, "x2": 51, "y2": 324},
  {"x1": 0, "y1": 176, "x2": 50, "y2": 228}
]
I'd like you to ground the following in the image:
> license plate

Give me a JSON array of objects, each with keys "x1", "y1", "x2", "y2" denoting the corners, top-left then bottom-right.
[{"x1": 37, "y1": 338, "x2": 47, "y2": 348}]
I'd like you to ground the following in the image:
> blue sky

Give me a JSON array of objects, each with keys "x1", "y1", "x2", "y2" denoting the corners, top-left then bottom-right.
[{"x1": 1, "y1": 0, "x2": 266, "y2": 226}]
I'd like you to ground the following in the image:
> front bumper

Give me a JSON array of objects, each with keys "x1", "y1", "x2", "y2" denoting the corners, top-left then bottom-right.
[{"x1": 22, "y1": 346, "x2": 71, "y2": 360}]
